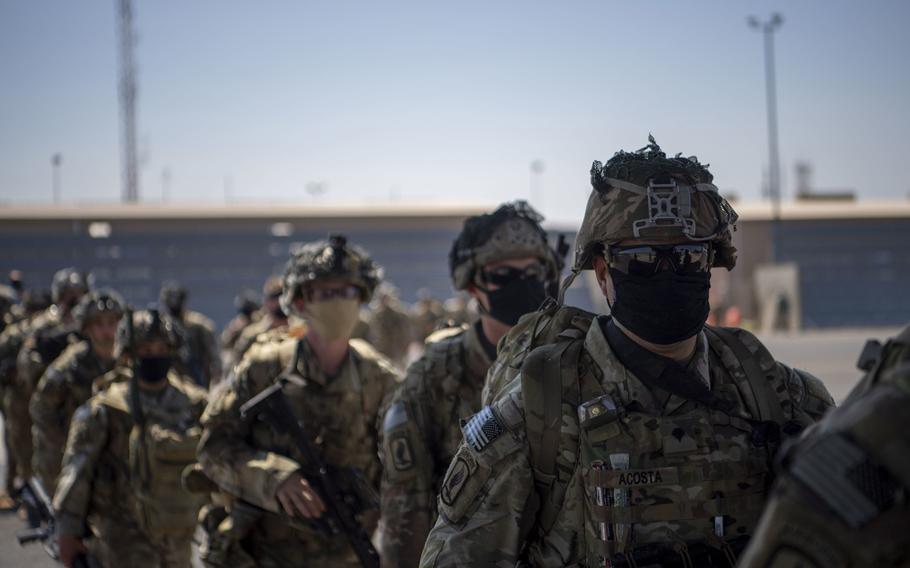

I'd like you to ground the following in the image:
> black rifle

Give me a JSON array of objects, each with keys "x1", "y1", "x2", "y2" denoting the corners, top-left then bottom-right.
[
  {"x1": 240, "y1": 378, "x2": 380, "y2": 568},
  {"x1": 17, "y1": 476, "x2": 95, "y2": 568}
]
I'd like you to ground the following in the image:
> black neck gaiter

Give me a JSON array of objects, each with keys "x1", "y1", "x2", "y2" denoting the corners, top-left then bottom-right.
[
  {"x1": 609, "y1": 267, "x2": 711, "y2": 345},
  {"x1": 482, "y1": 278, "x2": 547, "y2": 326}
]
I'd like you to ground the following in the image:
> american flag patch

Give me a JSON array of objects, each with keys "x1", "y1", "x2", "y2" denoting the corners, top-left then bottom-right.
[{"x1": 462, "y1": 406, "x2": 505, "y2": 452}]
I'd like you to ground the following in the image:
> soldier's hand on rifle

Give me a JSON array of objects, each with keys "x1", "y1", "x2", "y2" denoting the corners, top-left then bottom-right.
[
  {"x1": 58, "y1": 534, "x2": 88, "y2": 568},
  {"x1": 276, "y1": 471, "x2": 326, "y2": 519}
]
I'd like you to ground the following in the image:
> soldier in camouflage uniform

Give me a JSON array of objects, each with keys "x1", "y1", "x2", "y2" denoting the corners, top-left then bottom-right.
[
  {"x1": 0, "y1": 288, "x2": 52, "y2": 499},
  {"x1": 12, "y1": 268, "x2": 89, "y2": 483},
  {"x1": 221, "y1": 289, "x2": 261, "y2": 364},
  {"x1": 379, "y1": 201, "x2": 562, "y2": 567},
  {"x1": 366, "y1": 283, "x2": 413, "y2": 370},
  {"x1": 30, "y1": 289, "x2": 126, "y2": 493},
  {"x1": 231, "y1": 276, "x2": 289, "y2": 366},
  {"x1": 409, "y1": 291, "x2": 447, "y2": 344},
  {"x1": 161, "y1": 281, "x2": 222, "y2": 387},
  {"x1": 54, "y1": 309, "x2": 207, "y2": 568},
  {"x1": 421, "y1": 137, "x2": 835, "y2": 567},
  {"x1": 738, "y1": 325, "x2": 910, "y2": 567},
  {"x1": 198, "y1": 234, "x2": 401, "y2": 567}
]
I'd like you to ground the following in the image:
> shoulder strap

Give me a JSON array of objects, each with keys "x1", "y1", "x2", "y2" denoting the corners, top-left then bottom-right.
[
  {"x1": 706, "y1": 326, "x2": 785, "y2": 424},
  {"x1": 521, "y1": 336, "x2": 584, "y2": 533}
]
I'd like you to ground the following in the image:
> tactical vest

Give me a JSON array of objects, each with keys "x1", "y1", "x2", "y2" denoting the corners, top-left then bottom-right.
[
  {"x1": 521, "y1": 312, "x2": 793, "y2": 567},
  {"x1": 99, "y1": 383, "x2": 204, "y2": 540}
]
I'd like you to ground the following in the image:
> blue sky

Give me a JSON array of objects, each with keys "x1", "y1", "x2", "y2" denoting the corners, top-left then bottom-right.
[{"x1": 2, "y1": 1, "x2": 909, "y2": 224}]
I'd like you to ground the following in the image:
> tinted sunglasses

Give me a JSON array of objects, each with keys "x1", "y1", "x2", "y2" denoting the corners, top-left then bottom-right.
[
  {"x1": 304, "y1": 284, "x2": 362, "y2": 303},
  {"x1": 607, "y1": 244, "x2": 712, "y2": 276},
  {"x1": 480, "y1": 262, "x2": 546, "y2": 287}
]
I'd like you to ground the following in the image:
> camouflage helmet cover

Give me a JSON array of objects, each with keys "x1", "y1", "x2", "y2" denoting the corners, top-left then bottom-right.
[
  {"x1": 51, "y1": 267, "x2": 90, "y2": 303},
  {"x1": 114, "y1": 308, "x2": 183, "y2": 358},
  {"x1": 159, "y1": 281, "x2": 188, "y2": 315},
  {"x1": 74, "y1": 288, "x2": 126, "y2": 331},
  {"x1": 279, "y1": 234, "x2": 383, "y2": 316},
  {"x1": 449, "y1": 201, "x2": 559, "y2": 290},
  {"x1": 574, "y1": 136, "x2": 739, "y2": 272}
]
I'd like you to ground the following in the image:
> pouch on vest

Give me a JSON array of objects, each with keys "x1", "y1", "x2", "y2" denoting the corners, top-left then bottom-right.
[{"x1": 129, "y1": 423, "x2": 205, "y2": 539}]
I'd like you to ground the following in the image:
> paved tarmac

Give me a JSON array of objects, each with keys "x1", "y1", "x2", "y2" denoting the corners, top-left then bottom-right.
[{"x1": 0, "y1": 326, "x2": 902, "y2": 566}]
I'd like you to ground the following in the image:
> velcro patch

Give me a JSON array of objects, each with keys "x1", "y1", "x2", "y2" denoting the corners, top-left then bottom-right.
[
  {"x1": 462, "y1": 406, "x2": 505, "y2": 452},
  {"x1": 390, "y1": 436, "x2": 415, "y2": 471}
]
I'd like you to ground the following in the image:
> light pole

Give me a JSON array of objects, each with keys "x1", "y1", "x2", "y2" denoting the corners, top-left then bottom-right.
[
  {"x1": 529, "y1": 159, "x2": 545, "y2": 210},
  {"x1": 51, "y1": 153, "x2": 62, "y2": 203},
  {"x1": 748, "y1": 13, "x2": 784, "y2": 262}
]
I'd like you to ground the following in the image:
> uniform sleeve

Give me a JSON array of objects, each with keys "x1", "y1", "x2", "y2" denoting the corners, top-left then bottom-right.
[
  {"x1": 378, "y1": 377, "x2": 436, "y2": 567},
  {"x1": 778, "y1": 363, "x2": 836, "y2": 423},
  {"x1": 31, "y1": 365, "x2": 70, "y2": 443},
  {"x1": 419, "y1": 394, "x2": 536, "y2": 568},
  {"x1": 53, "y1": 402, "x2": 109, "y2": 538},
  {"x1": 197, "y1": 354, "x2": 301, "y2": 513}
]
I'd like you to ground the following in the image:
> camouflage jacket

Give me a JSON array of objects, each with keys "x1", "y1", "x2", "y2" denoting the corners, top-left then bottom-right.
[
  {"x1": 739, "y1": 324, "x2": 910, "y2": 568},
  {"x1": 53, "y1": 370, "x2": 207, "y2": 544},
  {"x1": 30, "y1": 340, "x2": 116, "y2": 492},
  {"x1": 379, "y1": 323, "x2": 493, "y2": 567},
  {"x1": 231, "y1": 314, "x2": 289, "y2": 366},
  {"x1": 367, "y1": 303, "x2": 413, "y2": 367},
  {"x1": 176, "y1": 310, "x2": 222, "y2": 387},
  {"x1": 420, "y1": 310, "x2": 834, "y2": 567},
  {"x1": 198, "y1": 337, "x2": 400, "y2": 559}
]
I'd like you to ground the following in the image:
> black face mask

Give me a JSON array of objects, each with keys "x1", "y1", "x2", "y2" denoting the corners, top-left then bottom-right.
[
  {"x1": 609, "y1": 267, "x2": 711, "y2": 345},
  {"x1": 481, "y1": 278, "x2": 547, "y2": 326},
  {"x1": 138, "y1": 356, "x2": 172, "y2": 383}
]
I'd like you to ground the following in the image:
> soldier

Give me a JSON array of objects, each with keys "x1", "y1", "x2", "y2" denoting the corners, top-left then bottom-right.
[
  {"x1": 198, "y1": 234, "x2": 401, "y2": 567},
  {"x1": 420, "y1": 137, "x2": 835, "y2": 567},
  {"x1": 366, "y1": 283, "x2": 413, "y2": 369},
  {"x1": 738, "y1": 325, "x2": 910, "y2": 567},
  {"x1": 160, "y1": 281, "x2": 222, "y2": 387},
  {"x1": 409, "y1": 290, "x2": 447, "y2": 344},
  {"x1": 12, "y1": 268, "x2": 89, "y2": 482},
  {"x1": 54, "y1": 309, "x2": 207, "y2": 568},
  {"x1": 221, "y1": 289, "x2": 261, "y2": 357},
  {"x1": 0, "y1": 288, "x2": 52, "y2": 499},
  {"x1": 231, "y1": 276, "x2": 289, "y2": 365},
  {"x1": 30, "y1": 289, "x2": 126, "y2": 493},
  {"x1": 379, "y1": 201, "x2": 562, "y2": 567}
]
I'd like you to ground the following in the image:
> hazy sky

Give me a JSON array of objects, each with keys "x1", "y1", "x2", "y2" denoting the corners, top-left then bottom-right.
[{"x1": 2, "y1": 1, "x2": 909, "y2": 224}]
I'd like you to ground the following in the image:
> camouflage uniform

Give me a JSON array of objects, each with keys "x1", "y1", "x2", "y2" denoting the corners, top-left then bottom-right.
[
  {"x1": 410, "y1": 296, "x2": 447, "y2": 344},
  {"x1": 161, "y1": 282, "x2": 222, "y2": 387},
  {"x1": 54, "y1": 370, "x2": 207, "y2": 568},
  {"x1": 221, "y1": 290, "x2": 261, "y2": 353},
  {"x1": 31, "y1": 289, "x2": 125, "y2": 493},
  {"x1": 30, "y1": 341, "x2": 116, "y2": 493},
  {"x1": 379, "y1": 325, "x2": 493, "y2": 565},
  {"x1": 739, "y1": 325, "x2": 910, "y2": 567},
  {"x1": 232, "y1": 314, "x2": 289, "y2": 366},
  {"x1": 54, "y1": 309, "x2": 207, "y2": 568},
  {"x1": 366, "y1": 288, "x2": 413, "y2": 369},
  {"x1": 380, "y1": 201, "x2": 562, "y2": 567},
  {"x1": 421, "y1": 138, "x2": 835, "y2": 567},
  {"x1": 198, "y1": 234, "x2": 401, "y2": 567}
]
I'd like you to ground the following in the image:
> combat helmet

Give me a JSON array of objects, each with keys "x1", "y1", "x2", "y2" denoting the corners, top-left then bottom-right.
[
  {"x1": 565, "y1": 136, "x2": 739, "y2": 297},
  {"x1": 449, "y1": 201, "x2": 563, "y2": 291},
  {"x1": 279, "y1": 234, "x2": 382, "y2": 317},
  {"x1": 159, "y1": 281, "x2": 188, "y2": 317},
  {"x1": 51, "y1": 268, "x2": 90, "y2": 304},
  {"x1": 73, "y1": 288, "x2": 126, "y2": 331},
  {"x1": 114, "y1": 308, "x2": 183, "y2": 358}
]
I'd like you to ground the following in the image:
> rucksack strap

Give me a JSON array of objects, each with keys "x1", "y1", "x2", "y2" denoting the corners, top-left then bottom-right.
[
  {"x1": 521, "y1": 338, "x2": 583, "y2": 533},
  {"x1": 705, "y1": 326, "x2": 785, "y2": 424}
]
